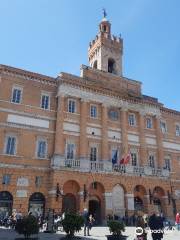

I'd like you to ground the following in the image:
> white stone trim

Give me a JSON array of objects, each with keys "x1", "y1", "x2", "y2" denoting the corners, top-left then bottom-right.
[
  {"x1": 58, "y1": 84, "x2": 161, "y2": 116},
  {"x1": 7, "y1": 114, "x2": 49, "y2": 128}
]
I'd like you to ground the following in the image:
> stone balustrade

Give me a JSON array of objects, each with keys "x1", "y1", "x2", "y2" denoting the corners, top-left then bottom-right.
[{"x1": 51, "y1": 155, "x2": 170, "y2": 178}]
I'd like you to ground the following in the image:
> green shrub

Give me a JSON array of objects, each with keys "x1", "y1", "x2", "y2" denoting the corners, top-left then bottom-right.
[
  {"x1": 15, "y1": 215, "x2": 39, "y2": 239},
  {"x1": 107, "y1": 220, "x2": 125, "y2": 236},
  {"x1": 61, "y1": 213, "x2": 84, "y2": 238}
]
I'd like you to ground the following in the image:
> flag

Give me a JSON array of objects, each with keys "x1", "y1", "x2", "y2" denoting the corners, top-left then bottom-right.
[
  {"x1": 119, "y1": 157, "x2": 124, "y2": 164},
  {"x1": 120, "y1": 152, "x2": 131, "y2": 165},
  {"x1": 112, "y1": 150, "x2": 118, "y2": 165},
  {"x1": 124, "y1": 153, "x2": 131, "y2": 164}
]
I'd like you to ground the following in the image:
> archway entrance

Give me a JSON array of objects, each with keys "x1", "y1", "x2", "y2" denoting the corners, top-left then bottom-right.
[
  {"x1": 29, "y1": 192, "x2": 45, "y2": 217},
  {"x1": 134, "y1": 196, "x2": 143, "y2": 211},
  {"x1": 152, "y1": 186, "x2": 166, "y2": 215},
  {"x1": 0, "y1": 191, "x2": 13, "y2": 217},
  {"x1": 62, "y1": 193, "x2": 76, "y2": 213},
  {"x1": 134, "y1": 185, "x2": 147, "y2": 214},
  {"x1": 89, "y1": 196, "x2": 101, "y2": 224},
  {"x1": 62, "y1": 180, "x2": 80, "y2": 213}
]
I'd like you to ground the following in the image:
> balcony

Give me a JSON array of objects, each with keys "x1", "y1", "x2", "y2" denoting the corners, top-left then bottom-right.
[
  {"x1": 113, "y1": 164, "x2": 170, "y2": 178},
  {"x1": 51, "y1": 155, "x2": 170, "y2": 178}
]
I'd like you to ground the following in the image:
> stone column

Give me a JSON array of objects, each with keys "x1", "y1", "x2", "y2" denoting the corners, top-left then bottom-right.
[
  {"x1": 139, "y1": 112, "x2": 147, "y2": 166},
  {"x1": 126, "y1": 193, "x2": 134, "y2": 216},
  {"x1": 104, "y1": 192, "x2": 113, "y2": 217},
  {"x1": 53, "y1": 95, "x2": 65, "y2": 167},
  {"x1": 101, "y1": 104, "x2": 108, "y2": 160},
  {"x1": 155, "y1": 116, "x2": 164, "y2": 168},
  {"x1": 120, "y1": 107, "x2": 128, "y2": 155},
  {"x1": 80, "y1": 99, "x2": 89, "y2": 171}
]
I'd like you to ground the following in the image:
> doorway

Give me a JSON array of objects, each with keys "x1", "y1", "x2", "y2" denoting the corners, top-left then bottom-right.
[{"x1": 89, "y1": 198, "x2": 101, "y2": 224}]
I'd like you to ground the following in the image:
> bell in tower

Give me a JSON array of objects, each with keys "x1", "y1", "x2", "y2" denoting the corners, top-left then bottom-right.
[{"x1": 88, "y1": 10, "x2": 123, "y2": 76}]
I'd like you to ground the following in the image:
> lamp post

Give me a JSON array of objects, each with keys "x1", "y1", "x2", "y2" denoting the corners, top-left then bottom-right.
[{"x1": 170, "y1": 181, "x2": 177, "y2": 217}]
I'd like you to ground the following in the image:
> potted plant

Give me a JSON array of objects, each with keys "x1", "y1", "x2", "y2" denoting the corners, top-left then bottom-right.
[
  {"x1": 107, "y1": 220, "x2": 127, "y2": 240},
  {"x1": 61, "y1": 212, "x2": 84, "y2": 239},
  {"x1": 15, "y1": 215, "x2": 39, "y2": 240}
]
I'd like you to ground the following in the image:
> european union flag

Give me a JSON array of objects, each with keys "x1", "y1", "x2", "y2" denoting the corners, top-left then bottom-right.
[{"x1": 112, "y1": 150, "x2": 118, "y2": 165}]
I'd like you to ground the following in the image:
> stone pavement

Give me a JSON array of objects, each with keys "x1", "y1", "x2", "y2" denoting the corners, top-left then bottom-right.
[{"x1": 0, "y1": 226, "x2": 180, "y2": 240}]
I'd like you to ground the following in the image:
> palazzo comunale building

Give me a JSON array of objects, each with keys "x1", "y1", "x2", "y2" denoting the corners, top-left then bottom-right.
[{"x1": 0, "y1": 16, "x2": 180, "y2": 223}]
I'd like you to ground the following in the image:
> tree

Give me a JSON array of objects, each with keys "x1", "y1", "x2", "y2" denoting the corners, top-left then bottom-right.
[
  {"x1": 61, "y1": 213, "x2": 84, "y2": 238},
  {"x1": 15, "y1": 215, "x2": 39, "y2": 239}
]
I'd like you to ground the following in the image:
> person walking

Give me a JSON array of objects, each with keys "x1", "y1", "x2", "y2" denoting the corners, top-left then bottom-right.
[
  {"x1": 136, "y1": 215, "x2": 147, "y2": 240},
  {"x1": 149, "y1": 212, "x2": 164, "y2": 240},
  {"x1": 83, "y1": 208, "x2": 90, "y2": 236},
  {"x1": 175, "y1": 212, "x2": 180, "y2": 230}
]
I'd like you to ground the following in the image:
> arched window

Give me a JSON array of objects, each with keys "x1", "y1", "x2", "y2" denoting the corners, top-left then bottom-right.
[
  {"x1": 93, "y1": 60, "x2": 97, "y2": 69},
  {"x1": 108, "y1": 58, "x2": 116, "y2": 74}
]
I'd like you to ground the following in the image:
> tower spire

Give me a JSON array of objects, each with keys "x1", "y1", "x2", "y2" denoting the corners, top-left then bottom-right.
[{"x1": 102, "y1": 8, "x2": 107, "y2": 18}]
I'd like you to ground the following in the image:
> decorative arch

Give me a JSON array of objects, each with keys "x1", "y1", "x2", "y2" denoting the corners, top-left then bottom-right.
[
  {"x1": 29, "y1": 192, "x2": 45, "y2": 217},
  {"x1": 63, "y1": 180, "x2": 80, "y2": 194},
  {"x1": 88, "y1": 181, "x2": 105, "y2": 224},
  {"x1": 108, "y1": 58, "x2": 116, "y2": 74},
  {"x1": 62, "y1": 180, "x2": 80, "y2": 213},
  {"x1": 134, "y1": 185, "x2": 147, "y2": 213},
  {"x1": 152, "y1": 186, "x2": 166, "y2": 215},
  {"x1": 93, "y1": 60, "x2": 97, "y2": 69},
  {"x1": 0, "y1": 191, "x2": 13, "y2": 216}
]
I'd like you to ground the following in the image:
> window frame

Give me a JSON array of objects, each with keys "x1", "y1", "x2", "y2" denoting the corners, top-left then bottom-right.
[
  {"x1": 90, "y1": 146, "x2": 98, "y2": 161},
  {"x1": 108, "y1": 109, "x2": 119, "y2": 121},
  {"x1": 36, "y1": 137, "x2": 48, "y2": 159},
  {"x1": 148, "y1": 153, "x2": 156, "y2": 168},
  {"x1": 2, "y1": 174, "x2": 11, "y2": 185},
  {"x1": 175, "y1": 124, "x2": 180, "y2": 137},
  {"x1": 66, "y1": 142, "x2": 76, "y2": 160},
  {"x1": 164, "y1": 156, "x2": 171, "y2": 171},
  {"x1": 35, "y1": 176, "x2": 43, "y2": 188},
  {"x1": 128, "y1": 113, "x2": 136, "y2": 126},
  {"x1": 90, "y1": 104, "x2": 98, "y2": 118},
  {"x1": 4, "y1": 134, "x2": 17, "y2": 156},
  {"x1": 146, "y1": 117, "x2": 153, "y2": 129},
  {"x1": 11, "y1": 85, "x2": 23, "y2": 104},
  {"x1": 40, "y1": 92, "x2": 50, "y2": 110},
  {"x1": 160, "y1": 120, "x2": 167, "y2": 133},
  {"x1": 68, "y1": 99, "x2": 76, "y2": 113}
]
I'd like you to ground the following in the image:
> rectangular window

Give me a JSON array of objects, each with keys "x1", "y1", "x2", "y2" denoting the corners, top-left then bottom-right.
[
  {"x1": 164, "y1": 158, "x2": 171, "y2": 171},
  {"x1": 90, "y1": 147, "x2": 97, "y2": 161},
  {"x1": 176, "y1": 125, "x2": 180, "y2": 136},
  {"x1": 37, "y1": 139, "x2": 47, "y2": 159},
  {"x1": 12, "y1": 87, "x2": 22, "y2": 103},
  {"x1": 160, "y1": 121, "x2": 167, "y2": 133},
  {"x1": 5, "y1": 136, "x2": 16, "y2": 155},
  {"x1": 41, "y1": 94, "x2": 50, "y2": 110},
  {"x1": 66, "y1": 143, "x2": 75, "y2": 160},
  {"x1": 128, "y1": 114, "x2": 135, "y2": 126},
  {"x1": 90, "y1": 105, "x2": 97, "y2": 118},
  {"x1": 2, "y1": 174, "x2": 11, "y2": 185},
  {"x1": 131, "y1": 153, "x2": 137, "y2": 166},
  {"x1": 35, "y1": 176, "x2": 43, "y2": 187},
  {"x1": 149, "y1": 155, "x2": 155, "y2": 168},
  {"x1": 68, "y1": 99, "x2": 76, "y2": 113},
  {"x1": 146, "y1": 118, "x2": 152, "y2": 129}
]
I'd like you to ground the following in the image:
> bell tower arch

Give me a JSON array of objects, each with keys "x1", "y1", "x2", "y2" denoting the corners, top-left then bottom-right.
[{"x1": 88, "y1": 11, "x2": 123, "y2": 76}]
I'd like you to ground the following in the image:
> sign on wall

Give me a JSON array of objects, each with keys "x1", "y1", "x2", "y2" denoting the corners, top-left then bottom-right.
[
  {"x1": 16, "y1": 190, "x2": 27, "y2": 198},
  {"x1": 17, "y1": 177, "x2": 29, "y2": 187}
]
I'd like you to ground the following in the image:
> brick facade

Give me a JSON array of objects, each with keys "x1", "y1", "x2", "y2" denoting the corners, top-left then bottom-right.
[{"x1": 0, "y1": 16, "x2": 180, "y2": 222}]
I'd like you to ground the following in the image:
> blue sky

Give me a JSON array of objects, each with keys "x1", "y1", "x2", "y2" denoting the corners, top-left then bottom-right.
[{"x1": 0, "y1": 0, "x2": 180, "y2": 110}]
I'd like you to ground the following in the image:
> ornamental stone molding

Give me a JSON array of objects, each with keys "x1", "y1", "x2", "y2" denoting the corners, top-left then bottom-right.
[{"x1": 58, "y1": 84, "x2": 161, "y2": 116}]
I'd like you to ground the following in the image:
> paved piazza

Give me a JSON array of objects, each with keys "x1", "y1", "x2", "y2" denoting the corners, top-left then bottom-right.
[{"x1": 0, "y1": 227, "x2": 180, "y2": 240}]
